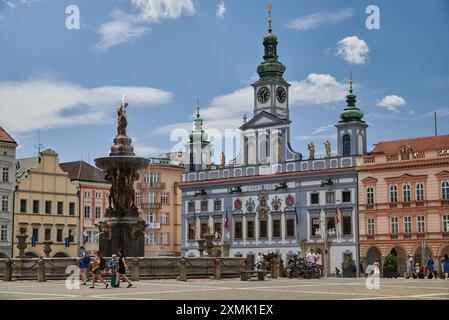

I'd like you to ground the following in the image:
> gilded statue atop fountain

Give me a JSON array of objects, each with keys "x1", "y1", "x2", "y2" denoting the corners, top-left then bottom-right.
[{"x1": 117, "y1": 97, "x2": 128, "y2": 136}]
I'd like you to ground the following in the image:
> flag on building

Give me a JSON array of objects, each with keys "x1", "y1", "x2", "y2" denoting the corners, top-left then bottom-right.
[{"x1": 335, "y1": 206, "x2": 341, "y2": 239}]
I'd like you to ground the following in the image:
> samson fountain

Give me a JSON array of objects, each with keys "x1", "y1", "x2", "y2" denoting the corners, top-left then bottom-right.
[{"x1": 95, "y1": 98, "x2": 149, "y2": 257}]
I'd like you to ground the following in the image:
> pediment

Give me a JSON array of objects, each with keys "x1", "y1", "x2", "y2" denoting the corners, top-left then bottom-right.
[
  {"x1": 240, "y1": 111, "x2": 290, "y2": 130},
  {"x1": 436, "y1": 170, "x2": 449, "y2": 179},
  {"x1": 361, "y1": 177, "x2": 378, "y2": 184}
]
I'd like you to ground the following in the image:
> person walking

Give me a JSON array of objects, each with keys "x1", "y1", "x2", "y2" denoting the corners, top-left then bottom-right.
[
  {"x1": 116, "y1": 249, "x2": 133, "y2": 288},
  {"x1": 89, "y1": 251, "x2": 109, "y2": 289},
  {"x1": 359, "y1": 259, "x2": 365, "y2": 278},
  {"x1": 426, "y1": 256, "x2": 437, "y2": 279},
  {"x1": 315, "y1": 250, "x2": 323, "y2": 275},
  {"x1": 306, "y1": 248, "x2": 316, "y2": 265},
  {"x1": 79, "y1": 246, "x2": 90, "y2": 285},
  {"x1": 441, "y1": 254, "x2": 449, "y2": 280},
  {"x1": 407, "y1": 255, "x2": 416, "y2": 279},
  {"x1": 108, "y1": 254, "x2": 120, "y2": 287}
]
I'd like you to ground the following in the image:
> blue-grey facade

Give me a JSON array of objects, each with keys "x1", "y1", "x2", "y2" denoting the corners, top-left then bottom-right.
[{"x1": 179, "y1": 21, "x2": 368, "y2": 271}]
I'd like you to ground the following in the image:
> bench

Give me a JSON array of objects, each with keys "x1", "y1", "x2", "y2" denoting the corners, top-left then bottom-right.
[{"x1": 240, "y1": 270, "x2": 269, "y2": 281}]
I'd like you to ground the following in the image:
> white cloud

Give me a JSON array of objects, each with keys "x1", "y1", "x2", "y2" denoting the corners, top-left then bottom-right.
[
  {"x1": 216, "y1": 1, "x2": 226, "y2": 19},
  {"x1": 97, "y1": 0, "x2": 196, "y2": 51},
  {"x1": 376, "y1": 95, "x2": 407, "y2": 113},
  {"x1": 96, "y1": 10, "x2": 151, "y2": 52},
  {"x1": 335, "y1": 36, "x2": 369, "y2": 64},
  {"x1": 0, "y1": 79, "x2": 173, "y2": 133},
  {"x1": 312, "y1": 124, "x2": 334, "y2": 135},
  {"x1": 287, "y1": 8, "x2": 354, "y2": 31},
  {"x1": 154, "y1": 73, "x2": 347, "y2": 135}
]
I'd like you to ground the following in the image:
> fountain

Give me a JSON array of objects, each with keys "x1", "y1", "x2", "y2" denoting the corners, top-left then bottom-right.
[{"x1": 95, "y1": 97, "x2": 149, "y2": 257}]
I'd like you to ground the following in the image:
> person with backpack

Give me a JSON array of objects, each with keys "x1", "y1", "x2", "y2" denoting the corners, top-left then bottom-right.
[
  {"x1": 89, "y1": 251, "x2": 109, "y2": 289},
  {"x1": 79, "y1": 246, "x2": 90, "y2": 285},
  {"x1": 116, "y1": 249, "x2": 133, "y2": 288}
]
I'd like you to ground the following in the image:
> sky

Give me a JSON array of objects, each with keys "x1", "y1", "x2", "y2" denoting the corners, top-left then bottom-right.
[{"x1": 1, "y1": 0, "x2": 449, "y2": 163}]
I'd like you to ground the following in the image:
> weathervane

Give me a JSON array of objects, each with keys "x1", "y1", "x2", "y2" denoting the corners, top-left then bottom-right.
[{"x1": 267, "y1": 3, "x2": 272, "y2": 33}]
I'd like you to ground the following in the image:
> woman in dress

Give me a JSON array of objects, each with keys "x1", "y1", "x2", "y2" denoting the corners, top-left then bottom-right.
[{"x1": 116, "y1": 249, "x2": 133, "y2": 288}]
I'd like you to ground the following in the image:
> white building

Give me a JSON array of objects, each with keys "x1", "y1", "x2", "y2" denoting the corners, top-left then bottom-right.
[{"x1": 0, "y1": 127, "x2": 18, "y2": 258}]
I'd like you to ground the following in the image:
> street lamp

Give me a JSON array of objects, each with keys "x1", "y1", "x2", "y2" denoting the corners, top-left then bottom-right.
[{"x1": 314, "y1": 210, "x2": 336, "y2": 278}]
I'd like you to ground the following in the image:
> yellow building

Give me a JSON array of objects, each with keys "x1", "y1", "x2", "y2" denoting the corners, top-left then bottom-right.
[
  {"x1": 13, "y1": 149, "x2": 80, "y2": 257},
  {"x1": 135, "y1": 156, "x2": 184, "y2": 256}
]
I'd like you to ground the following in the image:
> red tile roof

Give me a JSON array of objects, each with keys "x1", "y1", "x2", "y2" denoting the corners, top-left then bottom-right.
[
  {"x1": 371, "y1": 135, "x2": 449, "y2": 155},
  {"x1": 60, "y1": 161, "x2": 108, "y2": 184},
  {"x1": 0, "y1": 127, "x2": 16, "y2": 144}
]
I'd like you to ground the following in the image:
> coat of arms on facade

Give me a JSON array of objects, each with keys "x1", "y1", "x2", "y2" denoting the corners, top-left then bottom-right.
[
  {"x1": 256, "y1": 191, "x2": 270, "y2": 219},
  {"x1": 233, "y1": 198, "x2": 243, "y2": 214},
  {"x1": 245, "y1": 198, "x2": 255, "y2": 214},
  {"x1": 285, "y1": 194, "x2": 295, "y2": 211},
  {"x1": 271, "y1": 196, "x2": 282, "y2": 213}
]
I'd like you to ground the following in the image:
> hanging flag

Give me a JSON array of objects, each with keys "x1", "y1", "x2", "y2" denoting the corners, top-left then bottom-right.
[
  {"x1": 223, "y1": 208, "x2": 229, "y2": 230},
  {"x1": 335, "y1": 206, "x2": 341, "y2": 239},
  {"x1": 294, "y1": 205, "x2": 299, "y2": 224}
]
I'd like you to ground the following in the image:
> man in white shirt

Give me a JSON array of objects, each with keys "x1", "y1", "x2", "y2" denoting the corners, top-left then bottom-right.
[{"x1": 306, "y1": 248, "x2": 316, "y2": 265}]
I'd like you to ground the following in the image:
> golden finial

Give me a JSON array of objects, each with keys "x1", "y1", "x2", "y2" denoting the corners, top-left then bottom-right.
[
  {"x1": 267, "y1": 3, "x2": 272, "y2": 33},
  {"x1": 349, "y1": 72, "x2": 353, "y2": 92}
]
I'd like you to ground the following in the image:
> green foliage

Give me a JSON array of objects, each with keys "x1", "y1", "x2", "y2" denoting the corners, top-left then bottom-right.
[{"x1": 383, "y1": 254, "x2": 397, "y2": 267}]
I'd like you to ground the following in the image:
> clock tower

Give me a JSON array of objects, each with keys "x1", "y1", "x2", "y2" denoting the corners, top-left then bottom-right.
[{"x1": 252, "y1": 8, "x2": 290, "y2": 120}]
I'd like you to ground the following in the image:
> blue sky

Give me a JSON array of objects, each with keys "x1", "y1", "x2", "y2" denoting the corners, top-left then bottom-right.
[{"x1": 1, "y1": 0, "x2": 448, "y2": 163}]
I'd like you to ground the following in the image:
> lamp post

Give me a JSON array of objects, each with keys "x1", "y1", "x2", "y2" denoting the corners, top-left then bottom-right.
[{"x1": 314, "y1": 210, "x2": 336, "y2": 277}]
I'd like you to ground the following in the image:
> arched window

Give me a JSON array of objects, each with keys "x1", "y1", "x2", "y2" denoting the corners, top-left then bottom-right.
[
  {"x1": 390, "y1": 185, "x2": 398, "y2": 203},
  {"x1": 342, "y1": 134, "x2": 351, "y2": 156},
  {"x1": 416, "y1": 183, "x2": 424, "y2": 202},
  {"x1": 442, "y1": 181, "x2": 449, "y2": 200},
  {"x1": 403, "y1": 184, "x2": 411, "y2": 202},
  {"x1": 366, "y1": 187, "x2": 374, "y2": 204}
]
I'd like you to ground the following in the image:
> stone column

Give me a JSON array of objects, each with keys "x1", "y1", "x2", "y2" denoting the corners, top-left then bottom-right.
[
  {"x1": 4, "y1": 259, "x2": 13, "y2": 281},
  {"x1": 281, "y1": 213, "x2": 286, "y2": 244},
  {"x1": 37, "y1": 258, "x2": 46, "y2": 282},
  {"x1": 213, "y1": 259, "x2": 221, "y2": 280},
  {"x1": 131, "y1": 258, "x2": 140, "y2": 281},
  {"x1": 178, "y1": 257, "x2": 187, "y2": 281}
]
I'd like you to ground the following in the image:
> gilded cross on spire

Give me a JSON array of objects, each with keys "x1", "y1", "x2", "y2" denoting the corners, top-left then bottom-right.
[{"x1": 267, "y1": 3, "x2": 272, "y2": 33}]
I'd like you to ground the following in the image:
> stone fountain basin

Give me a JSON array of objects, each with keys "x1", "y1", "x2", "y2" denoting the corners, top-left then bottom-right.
[{"x1": 95, "y1": 156, "x2": 149, "y2": 171}]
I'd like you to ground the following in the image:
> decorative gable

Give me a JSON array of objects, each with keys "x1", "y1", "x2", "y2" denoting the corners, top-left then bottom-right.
[{"x1": 240, "y1": 111, "x2": 290, "y2": 131}]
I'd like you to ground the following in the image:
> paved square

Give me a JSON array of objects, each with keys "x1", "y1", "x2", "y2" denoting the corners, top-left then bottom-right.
[{"x1": 0, "y1": 277, "x2": 448, "y2": 300}]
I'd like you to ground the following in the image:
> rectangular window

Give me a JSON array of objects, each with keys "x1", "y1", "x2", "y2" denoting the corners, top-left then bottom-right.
[
  {"x1": 390, "y1": 217, "x2": 399, "y2": 235},
  {"x1": 0, "y1": 225, "x2": 7, "y2": 242},
  {"x1": 310, "y1": 193, "x2": 319, "y2": 205},
  {"x1": 443, "y1": 214, "x2": 449, "y2": 232},
  {"x1": 404, "y1": 216, "x2": 412, "y2": 234},
  {"x1": 68, "y1": 229, "x2": 74, "y2": 242},
  {"x1": 214, "y1": 222, "x2": 222, "y2": 236},
  {"x1": 32, "y1": 228, "x2": 39, "y2": 242},
  {"x1": 32, "y1": 200, "x2": 39, "y2": 214},
  {"x1": 325, "y1": 192, "x2": 335, "y2": 204},
  {"x1": 201, "y1": 201, "x2": 208, "y2": 212},
  {"x1": 56, "y1": 229, "x2": 63, "y2": 242},
  {"x1": 2, "y1": 167, "x2": 9, "y2": 182},
  {"x1": 1, "y1": 195, "x2": 8, "y2": 212},
  {"x1": 161, "y1": 212, "x2": 169, "y2": 224},
  {"x1": 234, "y1": 221, "x2": 242, "y2": 239},
  {"x1": 259, "y1": 220, "x2": 268, "y2": 239},
  {"x1": 366, "y1": 188, "x2": 374, "y2": 205},
  {"x1": 214, "y1": 200, "x2": 222, "y2": 212},
  {"x1": 416, "y1": 184, "x2": 425, "y2": 202},
  {"x1": 95, "y1": 207, "x2": 101, "y2": 219},
  {"x1": 326, "y1": 217, "x2": 336, "y2": 233},
  {"x1": 84, "y1": 206, "x2": 91, "y2": 218},
  {"x1": 417, "y1": 215, "x2": 425, "y2": 233},
  {"x1": 342, "y1": 191, "x2": 351, "y2": 203},
  {"x1": 44, "y1": 228, "x2": 51, "y2": 241},
  {"x1": 45, "y1": 201, "x2": 52, "y2": 214},
  {"x1": 161, "y1": 192, "x2": 169, "y2": 204},
  {"x1": 148, "y1": 192, "x2": 156, "y2": 204},
  {"x1": 161, "y1": 232, "x2": 169, "y2": 245},
  {"x1": 272, "y1": 220, "x2": 281, "y2": 238},
  {"x1": 57, "y1": 202, "x2": 63, "y2": 215},
  {"x1": 135, "y1": 193, "x2": 141, "y2": 205},
  {"x1": 188, "y1": 223, "x2": 195, "y2": 240},
  {"x1": 147, "y1": 212, "x2": 156, "y2": 224},
  {"x1": 403, "y1": 184, "x2": 411, "y2": 202},
  {"x1": 342, "y1": 215, "x2": 352, "y2": 235},
  {"x1": 311, "y1": 217, "x2": 320, "y2": 236},
  {"x1": 286, "y1": 219, "x2": 295, "y2": 237},
  {"x1": 247, "y1": 220, "x2": 255, "y2": 239},
  {"x1": 20, "y1": 199, "x2": 27, "y2": 213},
  {"x1": 367, "y1": 218, "x2": 375, "y2": 235},
  {"x1": 84, "y1": 192, "x2": 90, "y2": 198},
  {"x1": 188, "y1": 202, "x2": 195, "y2": 213},
  {"x1": 148, "y1": 232, "x2": 156, "y2": 245},
  {"x1": 69, "y1": 202, "x2": 75, "y2": 215},
  {"x1": 200, "y1": 223, "x2": 209, "y2": 238},
  {"x1": 150, "y1": 173, "x2": 160, "y2": 184}
]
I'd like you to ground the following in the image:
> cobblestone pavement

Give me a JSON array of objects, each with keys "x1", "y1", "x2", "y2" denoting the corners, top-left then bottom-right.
[{"x1": 0, "y1": 278, "x2": 448, "y2": 300}]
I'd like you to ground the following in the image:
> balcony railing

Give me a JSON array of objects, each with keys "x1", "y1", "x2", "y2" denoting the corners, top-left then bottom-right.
[
  {"x1": 140, "y1": 203, "x2": 162, "y2": 210},
  {"x1": 137, "y1": 182, "x2": 166, "y2": 190},
  {"x1": 147, "y1": 222, "x2": 161, "y2": 229}
]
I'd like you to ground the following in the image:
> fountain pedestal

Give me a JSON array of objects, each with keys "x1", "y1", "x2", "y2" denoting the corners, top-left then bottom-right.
[{"x1": 95, "y1": 99, "x2": 149, "y2": 258}]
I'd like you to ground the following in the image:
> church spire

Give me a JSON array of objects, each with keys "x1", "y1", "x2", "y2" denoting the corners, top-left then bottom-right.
[
  {"x1": 190, "y1": 100, "x2": 209, "y2": 144},
  {"x1": 256, "y1": 4, "x2": 286, "y2": 83},
  {"x1": 338, "y1": 76, "x2": 365, "y2": 123}
]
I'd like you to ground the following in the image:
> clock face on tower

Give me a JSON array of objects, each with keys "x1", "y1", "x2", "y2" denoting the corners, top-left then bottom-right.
[
  {"x1": 276, "y1": 87, "x2": 287, "y2": 103},
  {"x1": 257, "y1": 86, "x2": 270, "y2": 104}
]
